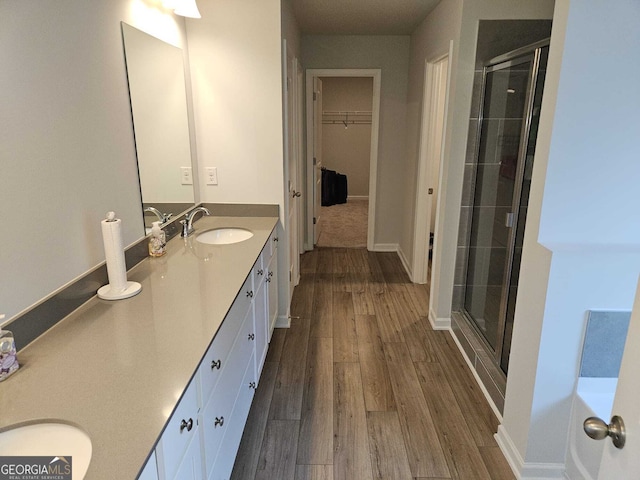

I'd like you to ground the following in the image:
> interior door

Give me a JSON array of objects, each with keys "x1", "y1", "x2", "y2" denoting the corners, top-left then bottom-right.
[
  {"x1": 297, "y1": 62, "x2": 305, "y2": 255},
  {"x1": 287, "y1": 52, "x2": 300, "y2": 296},
  {"x1": 312, "y1": 77, "x2": 323, "y2": 245},
  {"x1": 596, "y1": 276, "x2": 640, "y2": 478}
]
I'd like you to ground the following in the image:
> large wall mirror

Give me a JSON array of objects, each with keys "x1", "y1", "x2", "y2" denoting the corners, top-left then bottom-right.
[{"x1": 121, "y1": 22, "x2": 195, "y2": 230}]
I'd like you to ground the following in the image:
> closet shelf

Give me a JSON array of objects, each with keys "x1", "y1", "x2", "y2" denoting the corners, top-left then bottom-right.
[{"x1": 322, "y1": 110, "x2": 372, "y2": 126}]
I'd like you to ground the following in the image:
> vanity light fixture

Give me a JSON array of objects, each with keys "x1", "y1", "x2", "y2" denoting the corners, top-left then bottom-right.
[{"x1": 174, "y1": 0, "x2": 201, "y2": 18}]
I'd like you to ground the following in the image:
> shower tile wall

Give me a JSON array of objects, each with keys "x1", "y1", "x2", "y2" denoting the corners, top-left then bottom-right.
[{"x1": 453, "y1": 70, "x2": 483, "y2": 311}]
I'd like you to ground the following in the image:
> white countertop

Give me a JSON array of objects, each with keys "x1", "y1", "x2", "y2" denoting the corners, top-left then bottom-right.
[{"x1": 0, "y1": 215, "x2": 278, "y2": 479}]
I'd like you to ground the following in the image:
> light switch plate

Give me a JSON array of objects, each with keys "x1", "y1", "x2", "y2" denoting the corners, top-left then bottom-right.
[
  {"x1": 205, "y1": 167, "x2": 218, "y2": 185},
  {"x1": 180, "y1": 167, "x2": 193, "y2": 185}
]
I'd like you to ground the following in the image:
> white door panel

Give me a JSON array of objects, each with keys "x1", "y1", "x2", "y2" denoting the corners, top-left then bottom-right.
[{"x1": 596, "y1": 275, "x2": 640, "y2": 479}]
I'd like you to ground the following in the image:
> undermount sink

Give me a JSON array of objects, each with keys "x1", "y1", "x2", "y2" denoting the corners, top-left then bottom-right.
[
  {"x1": 0, "y1": 422, "x2": 92, "y2": 479},
  {"x1": 196, "y1": 228, "x2": 254, "y2": 245}
]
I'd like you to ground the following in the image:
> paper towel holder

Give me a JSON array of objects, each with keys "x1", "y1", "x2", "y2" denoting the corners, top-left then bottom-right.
[{"x1": 97, "y1": 211, "x2": 142, "y2": 301}]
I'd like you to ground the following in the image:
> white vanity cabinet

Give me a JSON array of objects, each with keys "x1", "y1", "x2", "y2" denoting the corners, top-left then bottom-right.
[{"x1": 150, "y1": 226, "x2": 278, "y2": 480}]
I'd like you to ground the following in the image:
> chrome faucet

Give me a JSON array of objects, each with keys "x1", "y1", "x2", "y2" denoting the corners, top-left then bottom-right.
[
  {"x1": 181, "y1": 206, "x2": 211, "y2": 237},
  {"x1": 144, "y1": 206, "x2": 172, "y2": 224}
]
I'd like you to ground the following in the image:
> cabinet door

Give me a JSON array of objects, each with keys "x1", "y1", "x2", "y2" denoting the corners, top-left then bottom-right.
[
  {"x1": 200, "y1": 275, "x2": 252, "y2": 404},
  {"x1": 211, "y1": 352, "x2": 256, "y2": 480},
  {"x1": 267, "y1": 251, "x2": 278, "y2": 338},
  {"x1": 173, "y1": 428, "x2": 203, "y2": 480},
  {"x1": 201, "y1": 307, "x2": 255, "y2": 478},
  {"x1": 137, "y1": 451, "x2": 158, "y2": 480},
  {"x1": 156, "y1": 376, "x2": 199, "y2": 480},
  {"x1": 254, "y1": 278, "x2": 268, "y2": 381}
]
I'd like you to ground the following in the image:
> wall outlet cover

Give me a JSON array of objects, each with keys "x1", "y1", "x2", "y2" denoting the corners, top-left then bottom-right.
[
  {"x1": 205, "y1": 167, "x2": 218, "y2": 185},
  {"x1": 180, "y1": 167, "x2": 193, "y2": 185}
]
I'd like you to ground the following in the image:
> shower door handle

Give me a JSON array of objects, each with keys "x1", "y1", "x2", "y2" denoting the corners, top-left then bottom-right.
[{"x1": 505, "y1": 212, "x2": 515, "y2": 228}]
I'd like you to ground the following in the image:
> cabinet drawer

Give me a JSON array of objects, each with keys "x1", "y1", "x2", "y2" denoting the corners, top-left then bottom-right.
[
  {"x1": 199, "y1": 275, "x2": 252, "y2": 403},
  {"x1": 156, "y1": 376, "x2": 199, "y2": 480},
  {"x1": 201, "y1": 307, "x2": 255, "y2": 478},
  {"x1": 211, "y1": 352, "x2": 256, "y2": 480}
]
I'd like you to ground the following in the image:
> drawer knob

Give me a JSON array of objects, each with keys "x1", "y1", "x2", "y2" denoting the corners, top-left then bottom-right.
[
  {"x1": 267, "y1": 271, "x2": 274, "y2": 278},
  {"x1": 180, "y1": 418, "x2": 193, "y2": 433},
  {"x1": 273, "y1": 237, "x2": 279, "y2": 242},
  {"x1": 211, "y1": 359, "x2": 222, "y2": 370},
  {"x1": 214, "y1": 416, "x2": 224, "y2": 428},
  {"x1": 248, "y1": 333, "x2": 255, "y2": 341},
  {"x1": 246, "y1": 290, "x2": 254, "y2": 298},
  {"x1": 249, "y1": 382, "x2": 256, "y2": 389},
  {"x1": 257, "y1": 269, "x2": 264, "y2": 276}
]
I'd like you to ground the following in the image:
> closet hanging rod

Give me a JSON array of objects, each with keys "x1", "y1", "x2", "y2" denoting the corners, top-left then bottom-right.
[{"x1": 322, "y1": 110, "x2": 372, "y2": 115}]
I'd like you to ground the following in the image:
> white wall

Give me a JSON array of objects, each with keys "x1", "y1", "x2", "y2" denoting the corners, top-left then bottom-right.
[
  {"x1": 186, "y1": 0, "x2": 284, "y2": 213},
  {"x1": 499, "y1": 0, "x2": 640, "y2": 474},
  {"x1": 301, "y1": 35, "x2": 410, "y2": 247},
  {"x1": 0, "y1": 0, "x2": 190, "y2": 322},
  {"x1": 538, "y1": 1, "x2": 640, "y2": 248},
  {"x1": 321, "y1": 77, "x2": 373, "y2": 197}
]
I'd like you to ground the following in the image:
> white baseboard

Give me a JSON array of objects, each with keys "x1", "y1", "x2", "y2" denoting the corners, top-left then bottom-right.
[
  {"x1": 372, "y1": 243, "x2": 398, "y2": 252},
  {"x1": 428, "y1": 307, "x2": 451, "y2": 330},
  {"x1": 275, "y1": 314, "x2": 291, "y2": 328},
  {"x1": 396, "y1": 246, "x2": 412, "y2": 280},
  {"x1": 348, "y1": 195, "x2": 368, "y2": 200},
  {"x1": 495, "y1": 426, "x2": 566, "y2": 480}
]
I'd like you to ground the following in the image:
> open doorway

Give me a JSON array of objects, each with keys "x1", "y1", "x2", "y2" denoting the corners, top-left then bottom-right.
[
  {"x1": 305, "y1": 69, "x2": 381, "y2": 251},
  {"x1": 316, "y1": 77, "x2": 372, "y2": 248}
]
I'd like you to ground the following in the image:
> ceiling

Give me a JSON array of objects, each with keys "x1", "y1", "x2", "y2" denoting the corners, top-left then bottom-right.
[{"x1": 290, "y1": 0, "x2": 443, "y2": 35}]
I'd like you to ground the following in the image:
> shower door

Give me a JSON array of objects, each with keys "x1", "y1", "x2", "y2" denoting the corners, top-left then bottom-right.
[{"x1": 463, "y1": 42, "x2": 548, "y2": 374}]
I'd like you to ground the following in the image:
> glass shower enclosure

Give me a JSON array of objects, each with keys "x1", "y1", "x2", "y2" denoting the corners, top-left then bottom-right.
[{"x1": 463, "y1": 40, "x2": 549, "y2": 374}]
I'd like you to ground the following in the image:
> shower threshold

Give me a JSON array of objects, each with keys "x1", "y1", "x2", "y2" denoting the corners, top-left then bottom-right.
[{"x1": 451, "y1": 311, "x2": 507, "y2": 415}]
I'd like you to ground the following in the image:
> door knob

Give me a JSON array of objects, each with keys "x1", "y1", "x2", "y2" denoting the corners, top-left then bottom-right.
[{"x1": 583, "y1": 415, "x2": 626, "y2": 449}]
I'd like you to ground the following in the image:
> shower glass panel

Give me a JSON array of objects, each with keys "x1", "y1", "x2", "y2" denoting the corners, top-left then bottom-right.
[
  {"x1": 464, "y1": 56, "x2": 533, "y2": 351},
  {"x1": 463, "y1": 42, "x2": 548, "y2": 373},
  {"x1": 501, "y1": 47, "x2": 548, "y2": 373}
]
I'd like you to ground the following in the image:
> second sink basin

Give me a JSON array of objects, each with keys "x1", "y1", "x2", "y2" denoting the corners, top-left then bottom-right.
[
  {"x1": 0, "y1": 422, "x2": 92, "y2": 479},
  {"x1": 196, "y1": 228, "x2": 254, "y2": 245}
]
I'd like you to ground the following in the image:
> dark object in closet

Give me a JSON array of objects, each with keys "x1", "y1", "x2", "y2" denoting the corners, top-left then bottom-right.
[
  {"x1": 335, "y1": 173, "x2": 347, "y2": 204},
  {"x1": 321, "y1": 168, "x2": 348, "y2": 206}
]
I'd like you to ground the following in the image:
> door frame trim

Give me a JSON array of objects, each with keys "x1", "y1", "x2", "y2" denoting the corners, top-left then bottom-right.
[
  {"x1": 413, "y1": 47, "x2": 452, "y2": 284},
  {"x1": 304, "y1": 68, "x2": 381, "y2": 251}
]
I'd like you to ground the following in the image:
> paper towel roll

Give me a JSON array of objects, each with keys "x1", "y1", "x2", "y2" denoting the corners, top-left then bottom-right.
[
  {"x1": 102, "y1": 217, "x2": 128, "y2": 292},
  {"x1": 97, "y1": 212, "x2": 141, "y2": 300}
]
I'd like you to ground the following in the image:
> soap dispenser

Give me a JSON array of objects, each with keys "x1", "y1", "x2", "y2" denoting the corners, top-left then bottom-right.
[
  {"x1": 0, "y1": 317, "x2": 19, "y2": 381},
  {"x1": 149, "y1": 221, "x2": 167, "y2": 257}
]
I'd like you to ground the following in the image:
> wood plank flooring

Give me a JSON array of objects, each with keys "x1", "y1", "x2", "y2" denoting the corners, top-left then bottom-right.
[{"x1": 231, "y1": 248, "x2": 514, "y2": 480}]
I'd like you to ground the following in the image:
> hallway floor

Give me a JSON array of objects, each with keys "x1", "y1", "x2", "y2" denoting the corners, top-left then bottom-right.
[{"x1": 230, "y1": 248, "x2": 514, "y2": 480}]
